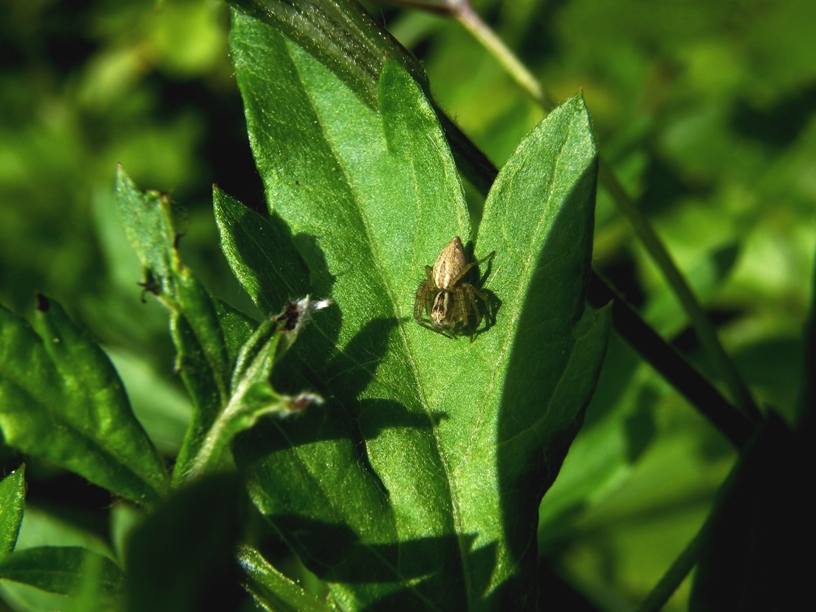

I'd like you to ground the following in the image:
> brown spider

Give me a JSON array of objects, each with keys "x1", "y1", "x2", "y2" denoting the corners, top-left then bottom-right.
[{"x1": 413, "y1": 236, "x2": 495, "y2": 339}]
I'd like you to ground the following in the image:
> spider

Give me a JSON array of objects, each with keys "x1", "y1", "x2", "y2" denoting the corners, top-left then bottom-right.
[{"x1": 413, "y1": 236, "x2": 495, "y2": 339}]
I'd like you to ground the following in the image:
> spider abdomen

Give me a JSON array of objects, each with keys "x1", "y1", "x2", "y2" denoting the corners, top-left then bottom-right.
[
  {"x1": 432, "y1": 236, "x2": 467, "y2": 290},
  {"x1": 414, "y1": 236, "x2": 495, "y2": 340}
]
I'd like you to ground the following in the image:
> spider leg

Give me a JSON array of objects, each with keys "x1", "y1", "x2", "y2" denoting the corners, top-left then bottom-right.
[
  {"x1": 454, "y1": 287, "x2": 475, "y2": 341},
  {"x1": 454, "y1": 286, "x2": 469, "y2": 327},
  {"x1": 471, "y1": 286, "x2": 490, "y2": 324},
  {"x1": 414, "y1": 280, "x2": 433, "y2": 323},
  {"x1": 461, "y1": 287, "x2": 481, "y2": 341}
]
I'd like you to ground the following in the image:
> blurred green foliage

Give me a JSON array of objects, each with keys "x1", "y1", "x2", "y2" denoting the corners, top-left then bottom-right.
[{"x1": 1, "y1": 0, "x2": 814, "y2": 609}]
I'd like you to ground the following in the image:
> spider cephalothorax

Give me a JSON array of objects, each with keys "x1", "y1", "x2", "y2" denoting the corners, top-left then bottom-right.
[{"x1": 413, "y1": 236, "x2": 494, "y2": 339}]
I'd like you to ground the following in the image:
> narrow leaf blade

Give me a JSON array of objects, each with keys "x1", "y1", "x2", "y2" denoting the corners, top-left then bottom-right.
[
  {"x1": 0, "y1": 546, "x2": 123, "y2": 596},
  {"x1": 238, "y1": 545, "x2": 328, "y2": 612},
  {"x1": 0, "y1": 300, "x2": 169, "y2": 505},
  {"x1": 114, "y1": 166, "x2": 254, "y2": 481},
  {"x1": 0, "y1": 466, "x2": 26, "y2": 554}
]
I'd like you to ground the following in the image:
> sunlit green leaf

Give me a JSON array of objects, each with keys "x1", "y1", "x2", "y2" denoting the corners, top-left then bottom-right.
[
  {"x1": 228, "y1": 0, "x2": 428, "y2": 109},
  {"x1": 0, "y1": 466, "x2": 26, "y2": 555},
  {"x1": 225, "y1": 10, "x2": 608, "y2": 609},
  {"x1": 0, "y1": 546, "x2": 122, "y2": 597},
  {"x1": 0, "y1": 300, "x2": 169, "y2": 505}
]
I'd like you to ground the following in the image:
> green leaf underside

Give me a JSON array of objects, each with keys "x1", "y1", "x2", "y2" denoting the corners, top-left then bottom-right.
[
  {"x1": 0, "y1": 546, "x2": 123, "y2": 596},
  {"x1": 0, "y1": 301, "x2": 168, "y2": 505},
  {"x1": 0, "y1": 467, "x2": 26, "y2": 555},
  {"x1": 226, "y1": 10, "x2": 608, "y2": 610}
]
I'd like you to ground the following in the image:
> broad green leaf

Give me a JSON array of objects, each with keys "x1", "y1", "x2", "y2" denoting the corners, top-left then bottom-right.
[
  {"x1": 226, "y1": 0, "x2": 498, "y2": 195},
  {"x1": 0, "y1": 299, "x2": 168, "y2": 505},
  {"x1": 0, "y1": 466, "x2": 26, "y2": 554},
  {"x1": 107, "y1": 348, "x2": 191, "y2": 455},
  {"x1": 114, "y1": 167, "x2": 255, "y2": 482},
  {"x1": 226, "y1": 10, "x2": 609, "y2": 610},
  {"x1": 238, "y1": 545, "x2": 328, "y2": 612},
  {"x1": 0, "y1": 546, "x2": 123, "y2": 597},
  {"x1": 537, "y1": 333, "x2": 647, "y2": 538}
]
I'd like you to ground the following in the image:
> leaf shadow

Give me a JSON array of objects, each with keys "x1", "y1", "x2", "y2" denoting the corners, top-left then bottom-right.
[
  {"x1": 263, "y1": 514, "x2": 499, "y2": 610},
  {"x1": 239, "y1": 314, "x2": 445, "y2": 462}
]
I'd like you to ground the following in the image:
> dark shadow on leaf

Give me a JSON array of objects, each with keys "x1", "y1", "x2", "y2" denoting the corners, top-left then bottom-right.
[
  {"x1": 293, "y1": 232, "x2": 336, "y2": 300},
  {"x1": 238, "y1": 317, "x2": 441, "y2": 460},
  {"x1": 320, "y1": 316, "x2": 398, "y2": 404},
  {"x1": 580, "y1": 331, "x2": 639, "y2": 430},
  {"x1": 359, "y1": 398, "x2": 447, "y2": 441},
  {"x1": 266, "y1": 514, "x2": 476, "y2": 609}
]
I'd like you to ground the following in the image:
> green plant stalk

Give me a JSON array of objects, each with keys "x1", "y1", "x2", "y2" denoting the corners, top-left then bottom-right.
[
  {"x1": 180, "y1": 300, "x2": 327, "y2": 483},
  {"x1": 181, "y1": 320, "x2": 284, "y2": 482},
  {"x1": 182, "y1": 394, "x2": 257, "y2": 481},
  {"x1": 635, "y1": 530, "x2": 702, "y2": 612},
  {"x1": 455, "y1": 2, "x2": 553, "y2": 110},
  {"x1": 445, "y1": 0, "x2": 761, "y2": 424}
]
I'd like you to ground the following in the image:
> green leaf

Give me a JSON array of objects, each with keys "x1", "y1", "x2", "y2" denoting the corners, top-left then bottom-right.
[
  {"x1": 114, "y1": 167, "x2": 255, "y2": 482},
  {"x1": 227, "y1": 10, "x2": 608, "y2": 609},
  {"x1": 0, "y1": 546, "x2": 123, "y2": 597},
  {"x1": 0, "y1": 299, "x2": 169, "y2": 505},
  {"x1": 226, "y1": 0, "x2": 496, "y2": 195},
  {"x1": 238, "y1": 545, "x2": 328, "y2": 612},
  {"x1": 213, "y1": 188, "x2": 310, "y2": 317},
  {"x1": 0, "y1": 466, "x2": 26, "y2": 554}
]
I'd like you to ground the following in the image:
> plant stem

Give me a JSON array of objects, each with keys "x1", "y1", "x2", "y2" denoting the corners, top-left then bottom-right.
[
  {"x1": 417, "y1": 0, "x2": 761, "y2": 425},
  {"x1": 636, "y1": 530, "x2": 702, "y2": 612},
  {"x1": 454, "y1": 3, "x2": 553, "y2": 110},
  {"x1": 587, "y1": 275, "x2": 754, "y2": 450},
  {"x1": 598, "y1": 163, "x2": 762, "y2": 424}
]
